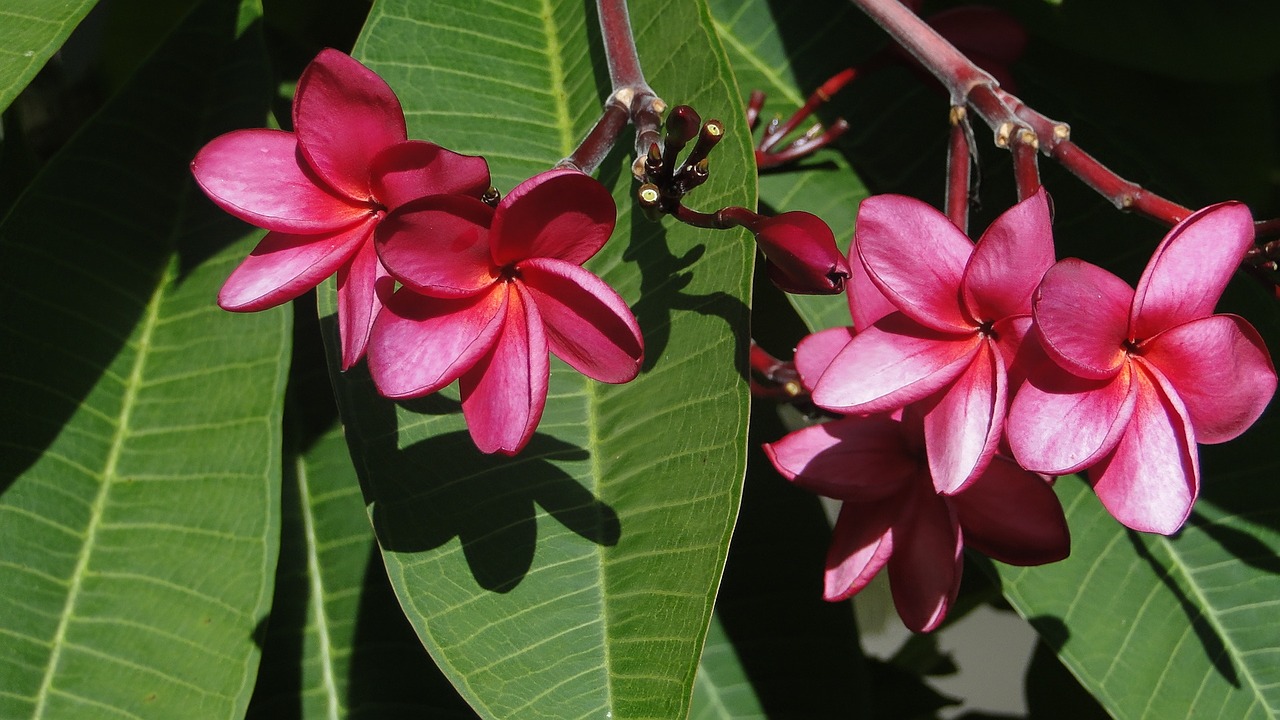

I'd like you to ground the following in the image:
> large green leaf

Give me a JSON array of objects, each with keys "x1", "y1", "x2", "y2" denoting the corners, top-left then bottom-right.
[
  {"x1": 0, "y1": 2, "x2": 290, "y2": 718},
  {"x1": 0, "y1": 0, "x2": 99, "y2": 114},
  {"x1": 320, "y1": 0, "x2": 755, "y2": 717}
]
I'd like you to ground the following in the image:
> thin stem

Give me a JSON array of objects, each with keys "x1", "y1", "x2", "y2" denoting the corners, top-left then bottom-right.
[
  {"x1": 946, "y1": 105, "x2": 973, "y2": 232},
  {"x1": 559, "y1": 103, "x2": 629, "y2": 173},
  {"x1": 1010, "y1": 127, "x2": 1041, "y2": 200},
  {"x1": 597, "y1": 0, "x2": 650, "y2": 94}
]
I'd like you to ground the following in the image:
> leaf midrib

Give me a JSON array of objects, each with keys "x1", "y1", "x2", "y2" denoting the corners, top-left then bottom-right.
[{"x1": 296, "y1": 456, "x2": 343, "y2": 720}]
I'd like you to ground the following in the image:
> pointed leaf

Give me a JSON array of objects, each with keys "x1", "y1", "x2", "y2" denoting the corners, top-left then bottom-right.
[{"x1": 0, "y1": 1, "x2": 100, "y2": 113}]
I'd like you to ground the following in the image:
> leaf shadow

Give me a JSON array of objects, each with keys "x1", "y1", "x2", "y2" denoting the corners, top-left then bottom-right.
[
  {"x1": 1186, "y1": 510, "x2": 1280, "y2": 576},
  {"x1": 1128, "y1": 530, "x2": 1240, "y2": 687}
]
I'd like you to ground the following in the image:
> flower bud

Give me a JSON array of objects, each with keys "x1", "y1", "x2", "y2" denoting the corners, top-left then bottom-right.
[{"x1": 751, "y1": 211, "x2": 850, "y2": 295}]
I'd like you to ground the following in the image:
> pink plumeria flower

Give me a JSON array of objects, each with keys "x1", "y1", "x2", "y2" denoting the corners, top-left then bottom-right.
[
  {"x1": 1007, "y1": 202, "x2": 1276, "y2": 534},
  {"x1": 368, "y1": 168, "x2": 644, "y2": 455},
  {"x1": 808, "y1": 190, "x2": 1054, "y2": 494},
  {"x1": 764, "y1": 409, "x2": 1069, "y2": 633},
  {"x1": 190, "y1": 49, "x2": 490, "y2": 368}
]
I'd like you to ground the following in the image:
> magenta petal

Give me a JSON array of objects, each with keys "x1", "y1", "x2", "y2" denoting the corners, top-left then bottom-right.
[
  {"x1": 335, "y1": 236, "x2": 383, "y2": 369},
  {"x1": 763, "y1": 416, "x2": 920, "y2": 502},
  {"x1": 293, "y1": 49, "x2": 407, "y2": 200},
  {"x1": 848, "y1": 250, "x2": 897, "y2": 333},
  {"x1": 1032, "y1": 259, "x2": 1132, "y2": 379},
  {"x1": 855, "y1": 194, "x2": 973, "y2": 332},
  {"x1": 1131, "y1": 202, "x2": 1254, "y2": 339},
  {"x1": 370, "y1": 140, "x2": 491, "y2": 210},
  {"x1": 950, "y1": 456, "x2": 1069, "y2": 566},
  {"x1": 794, "y1": 326, "x2": 856, "y2": 390},
  {"x1": 367, "y1": 285, "x2": 507, "y2": 398},
  {"x1": 887, "y1": 489, "x2": 962, "y2": 633},
  {"x1": 1142, "y1": 315, "x2": 1277, "y2": 444},
  {"x1": 923, "y1": 340, "x2": 1006, "y2": 495},
  {"x1": 1006, "y1": 359, "x2": 1137, "y2": 475},
  {"x1": 813, "y1": 315, "x2": 978, "y2": 415},
  {"x1": 192, "y1": 129, "x2": 368, "y2": 232},
  {"x1": 460, "y1": 284, "x2": 549, "y2": 455},
  {"x1": 824, "y1": 501, "x2": 897, "y2": 601},
  {"x1": 218, "y1": 219, "x2": 374, "y2": 311},
  {"x1": 491, "y1": 169, "x2": 616, "y2": 266},
  {"x1": 963, "y1": 188, "x2": 1055, "y2": 322},
  {"x1": 376, "y1": 195, "x2": 498, "y2": 297},
  {"x1": 993, "y1": 314, "x2": 1034, "y2": 392},
  {"x1": 1090, "y1": 362, "x2": 1199, "y2": 535},
  {"x1": 516, "y1": 258, "x2": 642, "y2": 383}
]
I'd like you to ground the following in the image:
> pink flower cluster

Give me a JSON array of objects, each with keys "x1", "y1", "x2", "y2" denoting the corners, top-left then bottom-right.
[
  {"x1": 767, "y1": 190, "x2": 1276, "y2": 631},
  {"x1": 191, "y1": 50, "x2": 643, "y2": 454}
]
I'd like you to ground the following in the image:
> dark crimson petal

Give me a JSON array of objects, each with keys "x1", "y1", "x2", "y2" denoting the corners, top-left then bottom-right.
[
  {"x1": 887, "y1": 488, "x2": 962, "y2": 633},
  {"x1": 294, "y1": 49, "x2": 408, "y2": 201},
  {"x1": 754, "y1": 211, "x2": 851, "y2": 295},
  {"x1": 950, "y1": 456, "x2": 1069, "y2": 566},
  {"x1": 491, "y1": 169, "x2": 616, "y2": 266},
  {"x1": 370, "y1": 140, "x2": 492, "y2": 210}
]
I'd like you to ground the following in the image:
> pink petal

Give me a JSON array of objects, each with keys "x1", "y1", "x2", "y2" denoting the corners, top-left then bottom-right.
[
  {"x1": 515, "y1": 258, "x2": 642, "y2": 384},
  {"x1": 823, "y1": 501, "x2": 898, "y2": 601},
  {"x1": 887, "y1": 488, "x2": 962, "y2": 633},
  {"x1": 218, "y1": 218, "x2": 374, "y2": 311},
  {"x1": 1032, "y1": 258, "x2": 1132, "y2": 379},
  {"x1": 949, "y1": 456, "x2": 1069, "y2": 566},
  {"x1": 812, "y1": 314, "x2": 979, "y2": 415},
  {"x1": 460, "y1": 284, "x2": 549, "y2": 455},
  {"x1": 923, "y1": 339, "x2": 1006, "y2": 494},
  {"x1": 848, "y1": 247, "x2": 897, "y2": 333},
  {"x1": 1090, "y1": 362, "x2": 1199, "y2": 535},
  {"x1": 854, "y1": 194, "x2": 973, "y2": 332},
  {"x1": 993, "y1": 314, "x2": 1034, "y2": 392},
  {"x1": 1006, "y1": 357, "x2": 1137, "y2": 475},
  {"x1": 763, "y1": 416, "x2": 920, "y2": 502},
  {"x1": 335, "y1": 235, "x2": 383, "y2": 369},
  {"x1": 367, "y1": 285, "x2": 507, "y2": 398},
  {"x1": 1141, "y1": 314, "x2": 1276, "y2": 444},
  {"x1": 1130, "y1": 202, "x2": 1254, "y2": 340},
  {"x1": 375, "y1": 195, "x2": 498, "y2": 297},
  {"x1": 491, "y1": 169, "x2": 616, "y2": 266},
  {"x1": 293, "y1": 49, "x2": 408, "y2": 201},
  {"x1": 191, "y1": 129, "x2": 369, "y2": 232},
  {"x1": 370, "y1": 140, "x2": 491, "y2": 210},
  {"x1": 962, "y1": 187, "x2": 1055, "y2": 322},
  {"x1": 794, "y1": 326, "x2": 856, "y2": 390}
]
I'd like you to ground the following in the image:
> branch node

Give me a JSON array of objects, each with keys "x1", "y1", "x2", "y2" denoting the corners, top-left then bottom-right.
[{"x1": 995, "y1": 122, "x2": 1014, "y2": 148}]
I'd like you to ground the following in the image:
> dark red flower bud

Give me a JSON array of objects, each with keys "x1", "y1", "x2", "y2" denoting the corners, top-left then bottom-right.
[{"x1": 751, "y1": 211, "x2": 850, "y2": 295}]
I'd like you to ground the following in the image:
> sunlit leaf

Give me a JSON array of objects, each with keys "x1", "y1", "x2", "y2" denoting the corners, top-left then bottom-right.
[
  {"x1": 0, "y1": 0, "x2": 99, "y2": 114},
  {"x1": 0, "y1": 2, "x2": 289, "y2": 718},
  {"x1": 320, "y1": 0, "x2": 755, "y2": 717}
]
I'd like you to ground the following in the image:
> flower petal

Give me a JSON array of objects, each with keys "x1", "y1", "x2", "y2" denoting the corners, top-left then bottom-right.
[
  {"x1": 855, "y1": 194, "x2": 973, "y2": 332},
  {"x1": 460, "y1": 284, "x2": 549, "y2": 455},
  {"x1": 217, "y1": 218, "x2": 374, "y2": 311},
  {"x1": 367, "y1": 285, "x2": 507, "y2": 398},
  {"x1": 763, "y1": 416, "x2": 920, "y2": 502},
  {"x1": 1131, "y1": 201, "x2": 1254, "y2": 340},
  {"x1": 794, "y1": 326, "x2": 855, "y2": 390},
  {"x1": 376, "y1": 195, "x2": 498, "y2": 297},
  {"x1": 293, "y1": 49, "x2": 407, "y2": 200},
  {"x1": 1032, "y1": 258, "x2": 1131, "y2": 379},
  {"x1": 812, "y1": 314, "x2": 978, "y2": 415},
  {"x1": 1090, "y1": 362, "x2": 1199, "y2": 535},
  {"x1": 1141, "y1": 314, "x2": 1276, "y2": 444},
  {"x1": 887, "y1": 488, "x2": 962, "y2": 633},
  {"x1": 823, "y1": 501, "x2": 898, "y2": 602},
  {"x1": 191, "y1": 129, "x2": 369, "y2": 232},
  {"x1": 491, "y1": 169, "x2": 616, "y2": 266},
  {"x1": 335, "y1": 235, "x2": 384, "y2": 369},
  {"x1": 370, "y1": 140, "x2": 491, "y2": 210},
  {"x1": 962, "y1": 187, "x2": 1054, "y2": 322},
  {"x1": 1006, "y1": 356, "x2": 1137, "y2": 475},
  {"x1": 516, "y1": 258, "x2": 642, "y2": 383},
  {"x1": 754, "y1": 211, "x2": 851, "y2": 295},
  {"x1": 848, "y1": 249, "x2": 897, "y2": 333},
  {"x1": 950, "y1": 456, "x2": 1069, "y2": 566},
  {"x1": 923, "y1": 339, "x2": 1006, "y2": 494}
]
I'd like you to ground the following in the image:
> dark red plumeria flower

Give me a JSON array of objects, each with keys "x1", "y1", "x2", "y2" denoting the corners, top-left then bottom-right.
[
  {"x1": 750, "y1": 211, "x2": 851, "y2": 295},
  {"x1": 369, "y1": 169, "x2": 644, "y2": 455},
  {"x1": 190, "y1": 49, "x2": 490, "y2": 368}
]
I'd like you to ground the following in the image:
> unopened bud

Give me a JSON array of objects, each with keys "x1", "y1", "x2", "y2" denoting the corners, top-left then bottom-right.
[{"x1": 751, "y1": 211, "x2": 850, "y2": 295}]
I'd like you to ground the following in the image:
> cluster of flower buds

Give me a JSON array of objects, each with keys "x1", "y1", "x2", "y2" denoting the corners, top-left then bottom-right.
[
  {"x1": 191, "y1": 50, "x2": 642, "y2": 455},
  {"x1": 765, "y1": 190, "x2": 1276, "y2": 631}
]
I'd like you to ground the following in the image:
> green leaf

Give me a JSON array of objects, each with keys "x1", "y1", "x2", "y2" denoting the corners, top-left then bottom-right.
[
  {"x1": 321, "y1": 0, "x2": 755, "y2": 717},
  {"x1": 0, "y1": 2, "x2": 290, "y2": 718},
  {"x1": 690, "y1": 616, "x2": 765, "y2": 720},
  {"x1": 0, "y1": 0, "x2": 99, "y2": 114},
  {"x1": 709, "y1": 0, "x2": 872, "y2": 333}
]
